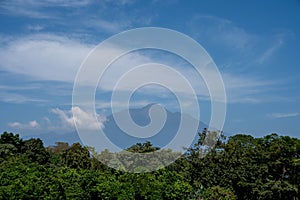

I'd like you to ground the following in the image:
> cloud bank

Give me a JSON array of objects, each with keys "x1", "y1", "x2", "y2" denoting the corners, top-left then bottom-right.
[
  {"x1": 8, "y1": 120, "x2": 40, "y2": 129},
  {"x1": 7, "y1": 107, "x2": 106, "y2": 131}
]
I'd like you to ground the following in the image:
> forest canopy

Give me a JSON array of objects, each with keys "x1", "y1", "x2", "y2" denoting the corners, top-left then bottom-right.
[{"x1": 0, "y1": 131, "x2": 300, "y2": 200}]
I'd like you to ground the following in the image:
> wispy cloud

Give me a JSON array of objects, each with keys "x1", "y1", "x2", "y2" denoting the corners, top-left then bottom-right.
[
  {"x1": 0, "y1": 21, "x2": 291, "y2": 106},
  {"x1": 0, "y1": 84, "x2": 39, "y2": 90},
  {"x1": 27, "y1": 24, "x2": 44, "y2": 32},
  {"x1": 85, "y1": 18, "x2": 130, "y2": 34},
  {"x1": 1, "y1": 1, "x2": 52, "y2": 19},
  {"x1": 96, "y1": 100, "x2": 154, "y2": 110},
  {"x1": 189, "y1": 15, "x2": 255, "y2": 51},
  {"x1": 0, "y1": 0, "x2": 152, "y2": 35},
  {"x1": 221, "y1": 73, "x2": 278, "y2": 103},
  {"x1": 95, "y1": 50, "x2": 279, "y2": 104},
  {"x1": 0, "y1": 32, "x2": 284, "y2": 105},
  {"x1": 267, "y1": 112, "x2": 300, "y2": 119},
  {"x1": 0, "y1": 34, "x2": 92, "y2": 82},
  {"x1": 105, "y1": 0, "x2": 136, "y2": 6},
  {"x1": 188, "y1": 15, "x2": 290, "y2": 67},
  {"x1": 0, "y1": 0, "x2": 92, "y2": 18},
  {"x1": 0, "y1": 91, "x2": 48, "y2": 104},
  {"x1": 256, "y1": 38, "x2": 284, "y2": 64}
]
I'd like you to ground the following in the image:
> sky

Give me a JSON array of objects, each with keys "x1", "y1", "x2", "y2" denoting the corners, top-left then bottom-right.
[{"x1": 0, "y1": 0, "x2": 300, "y2": 140}]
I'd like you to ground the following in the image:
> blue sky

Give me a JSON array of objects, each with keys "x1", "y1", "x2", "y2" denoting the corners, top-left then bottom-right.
[{"x1": 0, "y1": 0, "x2": 300, "y2": 139}]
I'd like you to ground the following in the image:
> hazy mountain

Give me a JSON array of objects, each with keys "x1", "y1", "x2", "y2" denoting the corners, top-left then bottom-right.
[
  {"x1": 25, "y1": 104, "x2": 207, "y2": 148},
  {"x1": 103, "y1": 104, "x2": 207, "y2": 149}
]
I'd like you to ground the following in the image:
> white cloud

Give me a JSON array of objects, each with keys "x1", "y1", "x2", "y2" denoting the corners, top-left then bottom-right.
[
  {"x1": 0, "y1": 0, "x2": 148, "y2": 34},
  {"x1": 267, "y1": 112, "x2": 300, "y2": 119},
  {"x1": 0, "y1": 0, "x2": 136, "y2": 34},
  {"x1": 0, "y1": 91, "x2": 48, "y2": 103},
  {"x1": 27, "y1": 24, "x2": 44, "y2": 31},
  {"x1": 85, "y1": 18, "x2": 129, "y2": 33},
  {"x1": 106, "y1": 0, "x2": 136, "y2": 6},
  {"x1": 0, "y1": 34, "x2": 92, "y2": 82},
  {"x1": 0, "y1": 32, "x2": 282, "y2": 105},
  {"x1": 8, "y1": 120, "x2": 40, "y2": 129},
  {"x1": 43, "y1": 117, "x2": 51, "y2": 124},
  {"x1": 0, "y1": 0, "x2": 91, "y2": 18},
  {"x1": 29, "y1": 120, "x2": 39, "y2": 127},
  {"x1": 7, "y1": 107, "x2": 105, "y2": 131},
  {"x1": 0, "y1": 84, "x2": 39, "y2": 90},
  {"x1": 96, "y1": 51, "x2": 274, "y2": 104},
  {"x1": 42, "y1": 0, "x2": 92, "y2": 7},
  {"x1": 96, "y1": 100, "x2": 153, "y2": 110},
  {"x1": 51, "y1": 108, "x2": 75, "y2": 128},
  {"x1": 51, "y1": 107, "x2": 106, "y2": 130}
]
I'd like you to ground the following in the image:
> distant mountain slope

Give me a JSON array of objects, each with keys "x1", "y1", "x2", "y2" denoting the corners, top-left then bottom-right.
[
  {"x1": 25, "y1": 104, "x2": 207, "y2": 148},
  {"x1": 103, "y1": 104, "x2": 207, "y2": 149}
]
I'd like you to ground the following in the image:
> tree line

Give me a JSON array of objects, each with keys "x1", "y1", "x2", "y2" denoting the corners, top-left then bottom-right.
[{"x1": 0, "y1": 130, "x2": 300, "y2": 199}]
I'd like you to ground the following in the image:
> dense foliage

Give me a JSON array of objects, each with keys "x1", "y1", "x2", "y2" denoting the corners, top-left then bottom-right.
[{"x1": 0, "y1": 131, "x2": 300, "y2": 199}]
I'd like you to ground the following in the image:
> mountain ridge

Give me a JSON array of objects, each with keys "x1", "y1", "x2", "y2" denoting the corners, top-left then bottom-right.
[{"x1": 24, "y1": 104, "x2": 207, "y2": 148}]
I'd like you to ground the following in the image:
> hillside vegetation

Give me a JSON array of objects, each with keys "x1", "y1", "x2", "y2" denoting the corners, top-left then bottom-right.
[{"x1": 1, "y1": 130, "x2": 300, "y2": 199}]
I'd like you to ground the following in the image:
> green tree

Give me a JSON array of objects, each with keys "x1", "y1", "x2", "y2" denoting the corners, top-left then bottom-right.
[
  {"x1": 203, "y1": 186, "x2": 237, "y2": 200},
  {"x1": 61, "y1": 142, "x2": 91, "y2": 169},
  {"x1": 0, "y1": 132, "x2": 24, "y2": 152},
  {"x1": 23, "y1": 138, "x2": 50, "y2": 164}
]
